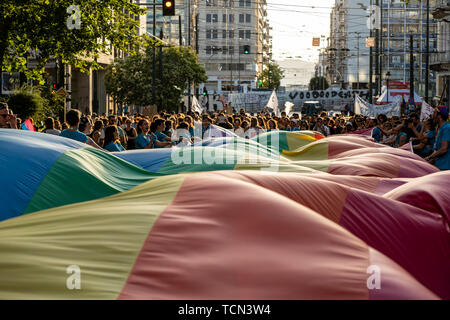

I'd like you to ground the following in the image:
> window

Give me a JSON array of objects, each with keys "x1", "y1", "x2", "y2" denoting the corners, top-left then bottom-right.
[
  {"x1": 222, "y1": 46, "x2": 228, "y2": 55},
  {"x1": 206, "y1": 30, "x2": 212, "y2": 39},
  {"x1": 206, "y1": 14, "x2": 211, "y2": 23},
  {"x1": 229, "y1": 14, "x2": 234, "y2": 23},
  {"x1": 223, "y1": 0, "x2": 233, "y2": 7},
  {"x1": 245, "y1": 30, "x2": 251, "y2": 39},
  {"x1": 239, "y1": 0, "x2": 250, "y2": 7},
  {"x1": 229, "y1": 30, "x2": 234, "y2": 38},
  {"x1": 206, "y1": 46, "x2": 212, "y2": 54},
  {"x1": 212, "y1": 14, "x2": 218, "y2": 23},
  {"x1": 239, "y1": 14, "x2": 245, "y2": 23},
  {"x1": 223, "y1": 14, "x2": 227, "y2": 22},
  {"x1": 206, "y1": 0, "x2": 216, "y2": 6},
  {"x1": 223, "y1": 29, "x2": 227, "y2": 38},
  {"x1": 229, "y1": 46, "x2": 234, "y2": 55},
  {"x1": 246, "y1": 14, "x2": 251, "y2": 23},
  {"x1": 212, "y1": 29, "x2": 218, "y2": 39},
  {"x1": 239, "y1": 30, "x2": 245, "y2": 39}
]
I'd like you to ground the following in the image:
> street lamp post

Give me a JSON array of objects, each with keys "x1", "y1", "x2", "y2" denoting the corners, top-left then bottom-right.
[{"x1": 386, "y1": 71, "x2": 391, "y2": 103}]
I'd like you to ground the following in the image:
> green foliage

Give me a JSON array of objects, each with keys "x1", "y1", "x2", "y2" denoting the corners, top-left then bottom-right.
[
  {"x1": 0, "y1": 1, "x2": 146, "y2": 83},
  {"x1": 7, "y1": 86, "x2": 46, "y2": 121},
  {"x1": 258, "y1": 62, "x2": 284, "y2": 90},
  {"x1": 40, "y1": 85, "x2": 65, "y2": 119},
  {"x1": 7, "y1": 85, "x2": 65, "y2": 123},
  {"x1": 309, "y1": 76, "x2": 329, "y2": 90},
  {"x1": 105, "y1": 46, "x2": 207, "y2": 111}
]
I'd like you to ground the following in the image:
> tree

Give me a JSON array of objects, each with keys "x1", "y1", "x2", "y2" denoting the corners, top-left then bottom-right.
[
  {"x1": 7, "y1": 85, "x2": 65, "y2": 123},
  {"x1": 258, "y1": 62, "x2": 284, "y2": 90},
  {"x1": 309, "y1": 76, "x2": 329, "y2": 90},
  {"x1": 105, "y1": 46, "x2": 207, "y2": 111},
  {"x1": 0, "y1": 1, "x2": 146, "y2": 83}
]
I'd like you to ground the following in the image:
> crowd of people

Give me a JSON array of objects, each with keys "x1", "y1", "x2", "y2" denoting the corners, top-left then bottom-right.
[{"x1": 1, "y1": 100, "x2": 448, "y2": 170}]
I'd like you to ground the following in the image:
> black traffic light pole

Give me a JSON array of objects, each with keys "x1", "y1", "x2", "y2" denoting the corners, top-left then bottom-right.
[
  {"x1": 425, "y1": 0, "x2": 430, "y2": 103},
  {"x1": 137, "y1": 1, "x2": 175, "y2": 109}
]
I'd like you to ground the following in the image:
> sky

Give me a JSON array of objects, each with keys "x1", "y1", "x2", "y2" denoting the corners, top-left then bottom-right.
[{"x1": 267, "y1": 0, "x2": 335, "y2": 62}]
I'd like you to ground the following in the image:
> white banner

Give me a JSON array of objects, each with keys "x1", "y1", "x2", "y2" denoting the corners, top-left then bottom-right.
[
  {"x1": 354, "y1": 94, "x2": 401, "y2": 117},
  {"x1": 420, "y1": 99, "x2": 434, "y2": 121}
]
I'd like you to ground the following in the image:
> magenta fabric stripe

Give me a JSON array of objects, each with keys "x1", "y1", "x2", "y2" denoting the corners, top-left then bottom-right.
[{"x1": 339, "y1": 189, "x2": 450, "y2": 299}]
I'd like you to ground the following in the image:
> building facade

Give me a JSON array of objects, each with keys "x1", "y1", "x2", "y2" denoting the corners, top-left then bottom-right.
[
  {"x1": 430, "y1": 0, "x2": 450, "y2": 105},
  {"x1": 195, "y1": 0, "x2": 271, "y2": 93},
  {"x1": 145, "y1": 0, "x2": 195, "y2": 46},
  {"x1": 381, "y1": 0, "x2": 438, "y2": 99},
  {"x1": 326, "y1": 0, "x2": 438, "y2": 97}
]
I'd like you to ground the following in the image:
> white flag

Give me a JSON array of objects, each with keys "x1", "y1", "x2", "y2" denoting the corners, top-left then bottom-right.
[
  {"x1": 191, "y1": 96, "x2": 204, "y2": 114},
  {"x1": 266, "y1": 90, "x2": 280, "y2": 117},
  {"x1": 284, "y1": 101, "x2": 294, "y2": 115},
  {"x1": 420, "y1": 99, "x2": 434, "y2": 121}
]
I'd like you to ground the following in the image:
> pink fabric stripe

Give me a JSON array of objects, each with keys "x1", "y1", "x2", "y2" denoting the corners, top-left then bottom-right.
[
  {"x1": 118, "y1": 174, "x2": 370, "y2": 300},
  {"x1": 339, "y1": 189, "x2": 450, "y2": 299}
]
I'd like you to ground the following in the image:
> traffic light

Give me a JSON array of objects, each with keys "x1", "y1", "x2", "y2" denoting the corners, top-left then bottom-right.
[
  {"x1": 243, "y1": 45, "x2": 250, "y2": 54},
  {"x1": 163, "y1": 0, "x2": 175, "y2": 16},
  {"x1": 203, "y1": 87, "x2": 208, "y2": 96}
]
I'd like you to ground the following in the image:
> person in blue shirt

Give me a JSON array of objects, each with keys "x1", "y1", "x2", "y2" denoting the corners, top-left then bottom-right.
[
  {"x1": 425, "y1": 106, "x2": 450, "y2": 170},
  {"x1": 103, "y1": 125, "x2": 125, "y2": 152},
  {"x1": 59, "y1": 109, "x2": 102, "y2": 149},
  {"x1": 371, "y1": 118, "x2": 382, "y2": 143},
  {"x1": 135, "y1": 119, "x2": 154, "y2": 149},
  {"x1": 150, "y1": 118, "x2": 173, "y2": 148}
]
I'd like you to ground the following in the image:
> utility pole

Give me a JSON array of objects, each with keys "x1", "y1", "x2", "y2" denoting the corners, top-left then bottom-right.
[
  {"x1": 179, "y1": 15, "x2": 182, "y2": 46},
  {"x1": 356, "y1": 33, "x2": 360, "y2": 88},
  {"x1": 238, "y1": 45, "x2": 241, "y2": 91},
  {"x1": 375, "y1": 0, "x2": 380, "y2": 97},
  {"x1": 153, "y1": 4, "x2": 156, "y2": 107},
  {"x1": 425, "y1": 0, "x2": 430, "y2": 103},
  {"x1": 380, "y1": 0, "x2": 383, "y2": 94},
  {"x1": 195, "y1": 13, "x2": 199, "y2": 99},
  {"x1": 188, "y1": 0, "x2": 191, "y2": 111},
  {"x1": 410, "y1": 33, "x2": 414, "y2": 104},
  {"x1": 159, "y1": 29, "x2": 164, "y2": 110},
  {"x1": 369, "y1": 0, "x2": 373, "y2": 103}
]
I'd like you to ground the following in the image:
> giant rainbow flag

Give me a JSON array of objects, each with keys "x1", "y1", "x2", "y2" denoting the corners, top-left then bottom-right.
[{"x1": 0, "y1": 128, "x2": 448, "y2": 299}]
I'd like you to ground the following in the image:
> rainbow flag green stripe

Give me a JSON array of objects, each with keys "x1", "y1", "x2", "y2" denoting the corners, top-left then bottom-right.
[
  {"x1": 24, "y1": 148, "x2": 159, "y2": 215},
  {"x1": 0, "y1": 175, "x2": 186, "y2": 299}
]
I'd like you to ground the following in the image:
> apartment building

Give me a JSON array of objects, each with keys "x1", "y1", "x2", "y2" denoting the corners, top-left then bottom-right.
[
  {"x1": 381, "y1": 0, "x2": 438, "y2": 98},
  {"x1": 195, "y1": 0, "x2": 271, "y2": 93},
  {"x1": 327, "y1": 0, "x2": 438, "y2": 96},
  {"x1": 430, "y1": 0, "x2": 450, "y2": 104}
]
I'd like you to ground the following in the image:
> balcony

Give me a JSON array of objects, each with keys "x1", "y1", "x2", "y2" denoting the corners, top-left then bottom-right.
[
  {"x1": 432, "y1": 0, "x2": 450, "y2": 19},
  {"x1": 430, "y1": 51, "x2": 450, "y2": 71}
]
